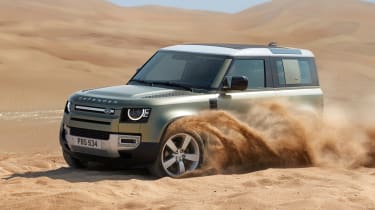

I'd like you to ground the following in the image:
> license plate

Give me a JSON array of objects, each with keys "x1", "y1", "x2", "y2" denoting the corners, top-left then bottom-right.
[{"x1": 74, "y1": 137, "x2": 102, "y2": 149}]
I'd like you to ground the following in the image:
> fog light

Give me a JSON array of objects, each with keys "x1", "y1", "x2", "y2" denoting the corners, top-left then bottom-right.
[{"x1": 118, "y1": 135, "x2": 141, "y2": 149}]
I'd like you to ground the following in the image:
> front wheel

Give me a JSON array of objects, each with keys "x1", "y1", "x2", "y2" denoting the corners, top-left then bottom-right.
[
  {"x1": 150, "y1": 130, "x2": 203, "y2": 178},
  {"x1": 62, "y1": 149, "x2": 88, "y2": 169}
]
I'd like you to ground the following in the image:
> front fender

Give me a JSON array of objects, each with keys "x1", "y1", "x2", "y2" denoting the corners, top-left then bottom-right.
[{"x1": 139, "y1": 106, "x2": 203, "y2": 143}]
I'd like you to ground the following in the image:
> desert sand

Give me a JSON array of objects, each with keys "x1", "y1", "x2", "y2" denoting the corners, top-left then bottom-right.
[{"x1": 0, "y1": 0, "x2": 375, "y2": 209}]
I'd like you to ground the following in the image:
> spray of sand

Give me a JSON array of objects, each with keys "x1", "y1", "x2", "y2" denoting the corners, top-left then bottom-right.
[{"x1": 167, "y1": 101, "x2": 375, "y2": 176}]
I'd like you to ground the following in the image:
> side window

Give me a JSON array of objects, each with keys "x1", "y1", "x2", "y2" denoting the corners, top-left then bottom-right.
[
  {"x1": 299, "y1": 60, "x2": 313, "y2": 84},
  {"x1": 227, "y1": 59, "x2": 265, "y2": 89},
  {"x1": 275, "y1": 58, "x2": 316, "y2": 86}
]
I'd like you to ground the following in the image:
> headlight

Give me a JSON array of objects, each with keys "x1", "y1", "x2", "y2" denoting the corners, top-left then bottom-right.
[
  {"x1": 122, "y1": 108, "x2": 151, "y2": 122},
  {"x1": 65, "y1": 101, "x2": 72, "y2": 114}
]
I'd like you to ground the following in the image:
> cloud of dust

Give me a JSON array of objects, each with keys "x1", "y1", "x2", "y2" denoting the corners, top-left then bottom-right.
[{"x1": 167, "y1": 101, "x2": 375, "y2": 176}]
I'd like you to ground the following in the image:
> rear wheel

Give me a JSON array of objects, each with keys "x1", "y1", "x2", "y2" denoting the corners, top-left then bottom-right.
[
  {"x1": 150, "y1": 130, "x2": 203, "y2": 178},
  {"x1": 62, "y1": 150, "x2": 88, "y2": 169}
]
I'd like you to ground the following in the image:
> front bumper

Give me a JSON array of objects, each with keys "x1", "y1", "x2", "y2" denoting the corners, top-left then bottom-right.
[{"x1": 59, "y1": 124, "x2": 160, "y2": 166}]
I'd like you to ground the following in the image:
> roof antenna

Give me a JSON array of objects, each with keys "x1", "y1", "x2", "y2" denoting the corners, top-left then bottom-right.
[{"x1": 268, "y1": 42, "x2": 278, "y2": 47}]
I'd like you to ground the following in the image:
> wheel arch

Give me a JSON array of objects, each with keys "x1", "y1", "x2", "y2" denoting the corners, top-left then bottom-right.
[
  {"x1": 156, "y1": 109, "x2": 199, "y2": 143},
  {"x1": 149, "y1": 110, "x2": 206, "y2": 178}
]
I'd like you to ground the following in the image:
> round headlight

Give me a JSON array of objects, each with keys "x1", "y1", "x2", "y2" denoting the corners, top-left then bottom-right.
[
  {"x1": 127, "y1": 108, "x2": 145, "y2": 121},
  {"x1": 66, "y1": 101, "x2": 72, "y2": 113}
]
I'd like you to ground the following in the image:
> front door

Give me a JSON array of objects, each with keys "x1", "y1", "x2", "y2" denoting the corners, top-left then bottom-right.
[{"x1": 217, "y1": 57, "x2": 276, "y2": 113}]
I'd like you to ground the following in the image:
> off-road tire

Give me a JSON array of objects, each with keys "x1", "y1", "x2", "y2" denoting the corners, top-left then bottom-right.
[
  {"x1": 62, "y1": 149, "x2": 88, "y2": 169},
  {"x1": 149, "y1": 128, "x2": 204, "y2": 178}
]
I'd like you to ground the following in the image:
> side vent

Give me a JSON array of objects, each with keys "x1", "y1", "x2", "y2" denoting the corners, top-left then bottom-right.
[{"x1": 142, "y1": 91, "x2": 195, "y2": 98}]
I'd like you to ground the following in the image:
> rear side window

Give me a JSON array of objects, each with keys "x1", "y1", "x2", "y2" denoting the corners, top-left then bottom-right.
[
  {"x1": 227, "y1": 59, "x2": 265, "y2": 89},
  {"x1": 274, "y1": 58, "x2": 318, "y2": 87}
]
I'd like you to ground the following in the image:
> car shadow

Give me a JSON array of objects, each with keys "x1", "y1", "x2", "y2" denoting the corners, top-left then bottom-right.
[{"x1": 2, "y1": 167, "x2": 156, "y2": 182}]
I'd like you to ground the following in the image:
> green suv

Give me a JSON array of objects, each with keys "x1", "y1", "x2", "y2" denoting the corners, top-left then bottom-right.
[{"x1": 60, "y1": 43, "x2": 323, "y2": 177}]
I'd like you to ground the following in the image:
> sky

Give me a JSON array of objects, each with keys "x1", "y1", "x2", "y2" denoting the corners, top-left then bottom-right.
[
  {"x1": 109, "y1": 0, "x2": 375, "y2": 13},
  {"x1": 108, "y1": 0, "x2": 272, "y2": 13}
]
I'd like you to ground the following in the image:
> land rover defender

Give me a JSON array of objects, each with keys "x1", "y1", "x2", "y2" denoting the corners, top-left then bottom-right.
[{"x1": 60, "y1": 43, "x2": 323, "y2": 177}]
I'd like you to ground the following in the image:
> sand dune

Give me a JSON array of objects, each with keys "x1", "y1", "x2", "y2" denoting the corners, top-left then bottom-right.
[
  {"x1": 0, "y1": 0, "x2": 375, "y2": 209},
  {"x1": 1, "y1": 153, "x2": 375, "y2": 209}
]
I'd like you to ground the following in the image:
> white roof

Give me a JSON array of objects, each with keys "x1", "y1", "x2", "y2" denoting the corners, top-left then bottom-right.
[{"x1": 161, "y1": 44, "x2": 314, "y2": 57}]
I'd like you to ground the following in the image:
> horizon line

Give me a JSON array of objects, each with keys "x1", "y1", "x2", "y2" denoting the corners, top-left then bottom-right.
[{"x1": 107, "y1": 0, "x2": 272, "y2": 14}]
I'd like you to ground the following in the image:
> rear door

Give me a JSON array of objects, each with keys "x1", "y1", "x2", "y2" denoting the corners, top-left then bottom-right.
[{"x1": 270, "y1": 57, "x2": 323, "y2": 110}]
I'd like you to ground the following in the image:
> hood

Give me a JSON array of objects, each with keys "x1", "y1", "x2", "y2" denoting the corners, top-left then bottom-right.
[{"x1": 79, "y1": 85, "x2": 195, "y2": 99}]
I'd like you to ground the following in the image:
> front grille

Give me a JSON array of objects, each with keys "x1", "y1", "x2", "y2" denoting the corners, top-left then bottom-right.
[
  {"x1": 69, "y1": 127, "x2": 110, "y2": 140},
  {"x1": 74, "y1": 105, "x2": 115, "y2": 115}
]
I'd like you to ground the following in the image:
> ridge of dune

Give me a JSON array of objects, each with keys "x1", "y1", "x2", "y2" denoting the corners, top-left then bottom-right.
[{"x1": 236, "y1": 0, "x2": 375, "y2": 39}]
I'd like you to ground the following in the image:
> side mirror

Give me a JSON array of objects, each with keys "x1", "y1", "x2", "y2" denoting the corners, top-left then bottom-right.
[{"x1": 222, "y1": 76, "x2": 248, "y2": 91}]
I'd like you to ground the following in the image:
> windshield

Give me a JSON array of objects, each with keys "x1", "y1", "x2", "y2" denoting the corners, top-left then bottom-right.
[{"x1": 130, "y1": 51, "x2": 231, "y2": 91}]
